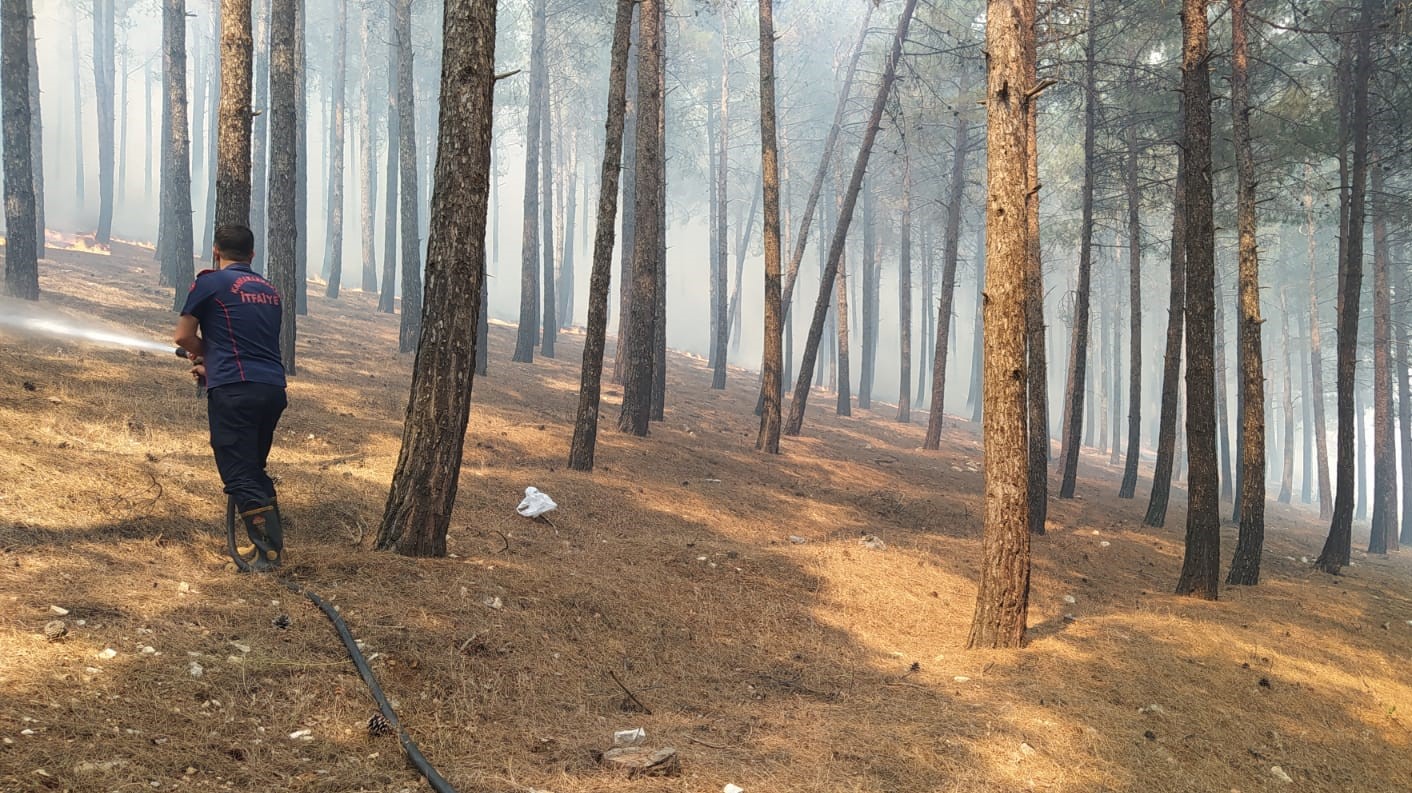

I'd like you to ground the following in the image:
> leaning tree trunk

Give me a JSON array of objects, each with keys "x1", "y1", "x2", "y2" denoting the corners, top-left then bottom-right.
[
  {"x1": 1317, "y1": 0, "x2": 1372, "y2": 575},
  {"x1": 616, "y1": 0, "x2": 663, "y2": 437},
  {"x1": 377, "y1": 0, "x2": 497, "y2": 557},
  {"x1": 897, "y1": 140, "x2": 913, "y2": 424},
  {"x1": 94, "y1": 0, "x2": 116, "y2": 243},
  {"x1": 267, "y1": 0, "x2": 298, "y2": 374},
  {"x1": 24, "y1": 0, "x2": 42, "y2": 259},
  {"x1": 323, "y1": 1, "x2": 348, "y2": 297},
  {"x1": 726, "y1": 180, "x2": 760, "y2": 354},
  {"x1": 924, "y1": 112, "x2": 971, "y2": 449},
  {"x1": 1057, "y1": 4, "x2": 1097, "y2": 498},
  {"x1": 1175, "y1": 0, "x2": 1220, "y2": 600},
  {"x1": 1226, "y1": 0, "x2": 1265, "y2": 587},
  {"x1": 2, "y1": 0, "x2": 38, "y2": 299},
  {"x1": 395, "y1": 0, "x2": 422, "y2": 353},
  {"x1": 159, "y1": 0, "x2": 195, "y2": 309},
  {"x1": 357, "y1": 12, "x2": 377, "y2": 293},
  {"x1": 967, "y1": 0, "x2": 1033, "y2": 650},
  {"x1": 755, "y1": 0, "x2": 784, "y2": 453},
  {"x1": 784, "y1": 0, "x2": 919, "y2": 436},
  {"x1": 1367, "y1": 160, "x2": 1397, "y2": 554},
  {"x1": 513, "y1": 0, "x2": 547, "y2": 363},
  {"x1": 379, "y1": 9, "x2": 398, "y2": 314},
  {"x1": 568, "y1": 0, "x2": 635, "y2": 471},
  {"x1": 1142, "y1": 149, "x2": 1186, "y2": 527}
]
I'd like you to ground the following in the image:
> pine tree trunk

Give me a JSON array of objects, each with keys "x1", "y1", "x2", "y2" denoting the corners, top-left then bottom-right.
[
  {"x1": 1278, "y1": 293, "x2": 1295, "y2": 505},
  {"x1": 1304, "y1": 177, "x2": 1331, "y2": 517},
  {"x1": 202, "y1": 16, "x2": 219, "y2": 253},
  {"x1": 376, "y1": 0, "x2": 497, "y2": 557},
  {"x1": 395, "y1": 0, "x2": 421, "y2": 352},
  {"x1": 267, "y1": 0, "x2": 298, "y2": 374},
  {"x1": 159, "y1": 0, "x2": 195, "y2": 308},
  {"x1": 379, "y1": 10, "x2": 398, "y2": 314},
  {"x1": 322, "y1": 1, "x2": 347, "y2": 297},
  {"x1": 726, "y1": 180, "x2": 760, "y2": 355},
  {"x1": 650, "y1": 15, "x2": 667, "y2": 423},
  {"x1": 784, "y1": 0, "x2": 918, "y2": 436},
  {"x1": 2, "y1": 0, "x2": 38, "y2": 299},
  {"x1": 568, "y1": 0, "x2": 634, "y2": 468},
  {"x1": 916, "y1": 223, "x2": 933, "y2": 409},
  {"x1": 1175, "y1": 0, "x2": 1220, "y2": 600},
  {"x1": 616, "y1": 0, "x2": 662, "y2": 437},
  {"x1": 540, "y1": 75, "x2": 557, "y2": 357},
  {"x1": 292, "y1": 0, "x2": 306, "y2": 315},
  {"x1": 711, "y1": 13, "x2": 728, "y2": 388},
  {"x1": 513, "y1": 0, "x2": 546, "y2": 363},
  {"x1": 1317, "y1": 0, "x2": 1372, "y2": 574},
  {"x1": 118, "y1": 35, "x2": 128, "y2": 204},
  {"x1": 755, "y1": 0, "x2": 784, "y2": 451},
  {"x1": 1057, "y1": 4, "x2": 1097, "y2": 498},
  {"x1": 92, "y1": 0, "x2": 116, "y2": 242},
  {"x1": 1024, "y1": 43, "x2": 1046, "y2": 533},
  {"x1": 1397, "y1": 259, "x2": 1412, "y2": 545},
  {"x1": 1215, "y1": 264, "x2": 1234, "y2": 509},
  {"x1": 24, "y1": 0, "x2": 41, "y2": 258},
  {"x1": 1109, "y1": 273, "x2": 1122, "y2": 465},
  {"x1": 969, "y1": 224, "x2": 986, "y2": 425},
  {"x1": 924, "y1": 114, "x2": 971, "y2": 449},
  {"x1": 835, "y1": 249, "x2": 852, "y2": 416},
  {"x1": 858, "y1": 180, "x2": 875, "y2": 409},
  {"x1": 610, "y1": 12, "x2": 638, "y2": 385},
  {"x1": 1367, "y1": 161, "x2": 1397, "y2": 553},
  {"x1": 250, "y1": 0, "x2": 268, "y2": 269},
  {"x1": 557, "y1": 131, "x2": 577, "y2": 328},
  {"x1": 1299, "y1": 309, "x2": 1313, "y2": 504},
  {"x1": 1143, "y1": 150, "x2": 1186, "y2": 527},
  {"x1": 897, "y1": 143, "x2": 913, "y2": 424},
  {"x1": 967, "y1": 0, "x2": 1033, "y2": 650},
  {"x1": 357, "y1": 14, "x2": 377, "y2": 293},
  {"x1": 1356, "y1": 391, "x2": 1368, "y2": 522},
  {"x1": 71, "y1": 12, "x2": 85, "y2": 207}
]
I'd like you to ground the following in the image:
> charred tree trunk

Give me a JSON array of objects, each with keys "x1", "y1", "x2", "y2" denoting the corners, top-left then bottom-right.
[
  {"x1": 540, "y1": 77, "x2": 557, "y2": 357},
  {"x1": 376, "y1": 0, "x2": 497, "y2": 557},
  {"x1": 1174, "y1": 0, "x2": 1219, "y2": 600},
  {"x1": 94, "y1": 0, "x2": 115, "y2": 242},
  {"x1": 267, "y1": 0, "x2": 297, "y2": 373},
  {"x1": 784, "y1": 0, "x2": 918, "y2": 436},
  {"x1": 924, "y1": 114, "x2": 971, "y2": 449},
  {"x1": 650, "y1": 4, "x2": 667, "y2": 422},
  {"x1": 513, "y1": 0, "x2": 547, "y2": 363},
  {"x1": 292, "y1": 0, "x2": 306, "y2": 314},
  {"x1": 897, "y1": 141, "x2": 913, "y2": 424},
  {"x1": 1227, "y1": 0, "x2": 1265, "y2": 586},
  {"x1": 610, "y1": 13, "x2": 639, "y2": 385},
  {"x1": 967, "y1": 0, "x2": 1033, "y2": 650},
  {"x1": 357, "y1": 14, "x2": 377, "y2": 293},
  {"x1": 616, "y1": 0, "x2": 662, "y2": 436},
  {"x1": 1024, "y1": 35, "x2": 1046, "y2": 533},
  {"x1": 566, "y1": 0, "x2": 634, "y2": 469},
  {"x1": 1368, "y1": 161, "x2": 1396, "y2": 553},
  {"x1": 323, "y1": 1, "x2": 347, "y2": 297},
  {"x1": 395, "y1": 0, "x2": 421, "y2": 352},
  {"x1": 159, "y1": 0, "x2": 195, "y2": 307},
  {"x1": 1057, "y1": 4, "x2": 1098, "y2": 498},
  {"x1": 835, "y1": 249, "x2": 852, "y2": 416},
  {"x1": 1142, "y1": 150, "x2": 1186, "y2": 527},
  {"x1": 1317, "y1": 1, "x2": 1372, "y2": 574},
  {"x1": 24, "y1": 0, "x2": 41, "y2": 258},
  {"x1": 756, "y1": 0, "x2": 783, "y2": 452},
  {"x1": 2, "y1": 0, "x2": 38, "y2": 299},
  {"x1": 379, "y1": 9, "x2": 398, "y2": 314}
]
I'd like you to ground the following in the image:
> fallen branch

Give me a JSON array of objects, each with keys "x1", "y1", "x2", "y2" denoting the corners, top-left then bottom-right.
[{"x1": 608, "y1": 670, "x2": 652, "y2": 715}]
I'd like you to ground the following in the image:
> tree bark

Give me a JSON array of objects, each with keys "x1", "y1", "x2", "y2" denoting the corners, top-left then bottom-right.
[
  {"x1": 24, "y1": 0, "x2": 41, "y2": 258},
  {"x1": 93, "y1": 0, "x2": 115, "y2": 242},
  {"x1": 610, "y1": 12, "x2": 639, "y2": 385},
  {"x1": 1142, "y1": 150, "x2": 1186, "y2": 527},
  {"x1": 322, "y1": 0, "x2": 347, "y2": 297},
  {"x1": 1367, "y1": 160, "x2": 1396, "y2": 553},
  {"x1": 379, "y1": 7, "x2": 398, "y2": 314},
  {"x1": 651, "y1": 9, "x2": 667, "y2": 423},
  {"x1": 755, "y1": 0, "x2": 784, "y2": 452},
  {"x1": 897, "y1": 141, "x2": 913, "y2": 424},
  {"x1": 616, "y1": 0, "x2": 663, "y2": 437},
  {"x1": 916, "y1": 223, "x2": 933, "y2": 409},
  {"x1": 214, "y1": 0, "x2": 252, "y2": 231},
  {"x1": 1304, "y1": 173, "x2": 1331, "y2": 518},
  {"x1": 71, "y1": 10, "x2": 85, "y2": 207},
  {"x1": 858, "y1": 180, "x2": 876, "y2": 410},
  {"x1": 267, "y1": 0, "x2": 298, "y2": 374},
  {"x1": 513, "y1": 0, "x2": 547, "y2": 363},
  {"x1": 924, "y1": 113, "x2": 971, "y2": 449},
  {"x1": 292, "y1": 0, "x2": 306, "y2": 315},
  {"x1": 1057, "y1": 2, "x2": 1097, "y2": 498},
  {"x1": 711, "y1": 13, "x2": 729, "y2": 389},
  {"x1": 1278, "y1": 292, "x2": 1295, "y2": 505},
  {"x1": 835, "y1": 248, "x2": 852, "y2": 416},
  {"x1": 557, "y1": 130, "x2": 577, "y2": 328},
  {"x1": 967, "y1": 0, "x2": 1033, "y2": 650},
  {"x1": 784, "y1": 0, "x2": 919, "y2": 436},
  {"x1": 1174, "y1": 0, "x2": 1219, "y2": 600},
  {"x1": 357, "y1": 12, "x2": 377, "y2": 293},
  {"x1": 159, "y1": 0, "x2": 195, "y2": 308},
  {"x1": 1216, "y1": 264, "x2": 1234, "y2": 509},
  {"x1": 1299, "y1": 309, "x2": 1313, "y2": 505},
  {"x1": 2, "y1": 0, "x2": 38, "y2": 299},
  {"x1": 377, "y1": 0, "x2": 497, "y2": 557},
  {"x1": 1226, "y1": 0, "x2": 1266, "y2": 586},
  {"x1": 1397, "y1": 255, "x2": 1412, "y2": 545},
  {"x1": 395, "y1": 0, "x2": 421, "y2": 352},
  {"x1": 250, "y1": 0, "x2": 268, "y2": 269},
  {"x1": 540, "y1": 72, "x2": 557, "y2": 357},
  {"x1": 1316, "y1": 0, "x2": 1372, "y2": 574},
  {"x1": 568, "y1": 0, "x2": 634, "y2": 471},
  {"x1": 969, "y1": 217, "x2": 985, "y2": 425}
]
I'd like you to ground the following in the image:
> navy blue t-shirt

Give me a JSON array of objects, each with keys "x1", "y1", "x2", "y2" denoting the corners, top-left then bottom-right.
[{"x1": 179, "y1": 264, "x2": 287, "y2": 390}]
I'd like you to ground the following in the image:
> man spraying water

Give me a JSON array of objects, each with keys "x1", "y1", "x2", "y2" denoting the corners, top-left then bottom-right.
[{"x1": 173, "y1": 224, "x2": 288, "y2": 572}]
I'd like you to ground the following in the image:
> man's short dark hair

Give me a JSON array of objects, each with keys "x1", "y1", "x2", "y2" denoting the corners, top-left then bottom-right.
[{"x1": 214, "y1": 224, "x2": 256, "y2": 262}]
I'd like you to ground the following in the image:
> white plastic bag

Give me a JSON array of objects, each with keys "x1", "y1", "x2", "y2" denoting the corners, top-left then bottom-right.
[{"x1": 516, "y1": 486, "x2": 557, "y2": 518}]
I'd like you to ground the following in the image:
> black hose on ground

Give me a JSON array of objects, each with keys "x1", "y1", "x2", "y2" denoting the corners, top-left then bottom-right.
[{"x1": 226, "y1": 500, "x2": 458, "y2": 792}]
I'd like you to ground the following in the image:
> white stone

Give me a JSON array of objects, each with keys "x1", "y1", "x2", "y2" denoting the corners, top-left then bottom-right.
[
  {"x1": 96, "y1": 648, "x2": 117, "y2": 660},
  {"x1": 1271, "y1": 766, "x2": 1293, "y2": 784}
]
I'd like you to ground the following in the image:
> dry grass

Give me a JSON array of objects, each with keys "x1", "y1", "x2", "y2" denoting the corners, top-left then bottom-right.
[{"x1": 2, "y1": 244, "x2": 1412, "y2": 792}]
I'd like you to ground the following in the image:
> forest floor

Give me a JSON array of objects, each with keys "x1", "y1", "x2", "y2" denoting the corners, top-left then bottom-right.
[{"x1": 2, "y1": 241, "x2": 1412, "y2": 793}]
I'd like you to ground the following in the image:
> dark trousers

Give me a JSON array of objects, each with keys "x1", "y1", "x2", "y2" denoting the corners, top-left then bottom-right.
[{"x1": 207, "y1": 383, "x2": 287, "y2": 512}]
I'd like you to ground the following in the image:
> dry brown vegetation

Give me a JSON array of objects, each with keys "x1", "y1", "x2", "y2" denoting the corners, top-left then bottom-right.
[{"x1": 3, "y1": 244, "x2": 1412, "y2": 792}]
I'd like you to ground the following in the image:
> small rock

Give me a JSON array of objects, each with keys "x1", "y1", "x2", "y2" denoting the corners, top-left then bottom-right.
[
  {"x1": 1063, "y1": 595, "x2": 1077, "y2": 604},
  {"x1": 953, "y1": 676, "x2": 970, "y2": 683},
  {"x1": 230, "y1": 642, "x2": 251, "y2": 654},
  {"x1": 289, "y1": 729, "x2": 313, "y2": 741},
  {"x1": 1138, "y1": 704, "x2": 1165, "y2": 715},
  {"x1": 1099, "y1": 541, "x2": 1111, "y2": 548},
  {"x1": 75, "y1": 760, "x2": 129, "y2": 774},
  {"x1": 1144, "y1": 730, "x2": 1157, "y2": 741},
  {"x1": 1019, "y1": 742, "x2": 1036, "y2": 756},
  {"x1": 1062, "y1": 614, "x2": 1077, "y2": 623},
  {"x1": 1271, "y1": 766, "x2": 1293, "y2": 783},
  {"x1": 43, "y1": 621, "x2": 67, "y2": 642},
  {"x1": 724, "y1": 785, "x2": 745, "y2": 793},
  {"x1": 140, "y1": 646, "x2": 157, "y2": 655},
  {"x1": 188, "y1": 661, "x2": 204, "y2": 678},
  {"x1": 49, "y1": 605, "x2": 69, "y2": 616},
  {"x1": 96, "y1": 648, "x2": 117, "y2": 660},
  {"x1": 177, "y1": 582, "x2": 190, "y2": 593},
  {"x1": 788, "y1": 535, "x2": 808, "y2": 545},
  {"x1": 481, "y1": 596, "x2": 503, "y2": 610},
  {"x1": 599, "y1": 746, "x2": 681, "y2": 778},
  {"x1": 860, "y1": 534, "x2": 886, "y2": 550}
]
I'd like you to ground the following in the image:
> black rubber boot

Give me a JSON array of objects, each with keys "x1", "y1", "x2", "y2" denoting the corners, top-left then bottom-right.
[{"x1": 239, "y1": 499, "x2": 284, "y2": 571}]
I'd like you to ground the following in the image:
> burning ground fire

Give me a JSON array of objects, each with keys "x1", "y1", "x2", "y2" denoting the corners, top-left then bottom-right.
[{"x1": 43, "y1": 230, "x2": 113, "y2": 256}]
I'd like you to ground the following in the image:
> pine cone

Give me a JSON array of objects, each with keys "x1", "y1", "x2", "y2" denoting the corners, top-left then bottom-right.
[
  {"x1": 271, "y1": 614, "x2": 291, "y2": 630},
  {"x1": 43, "y1": 620, "x2": 67, "y2": 642},
  {"x1": 366, "y1": 713, "x2": 393, "y2": 738}
]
